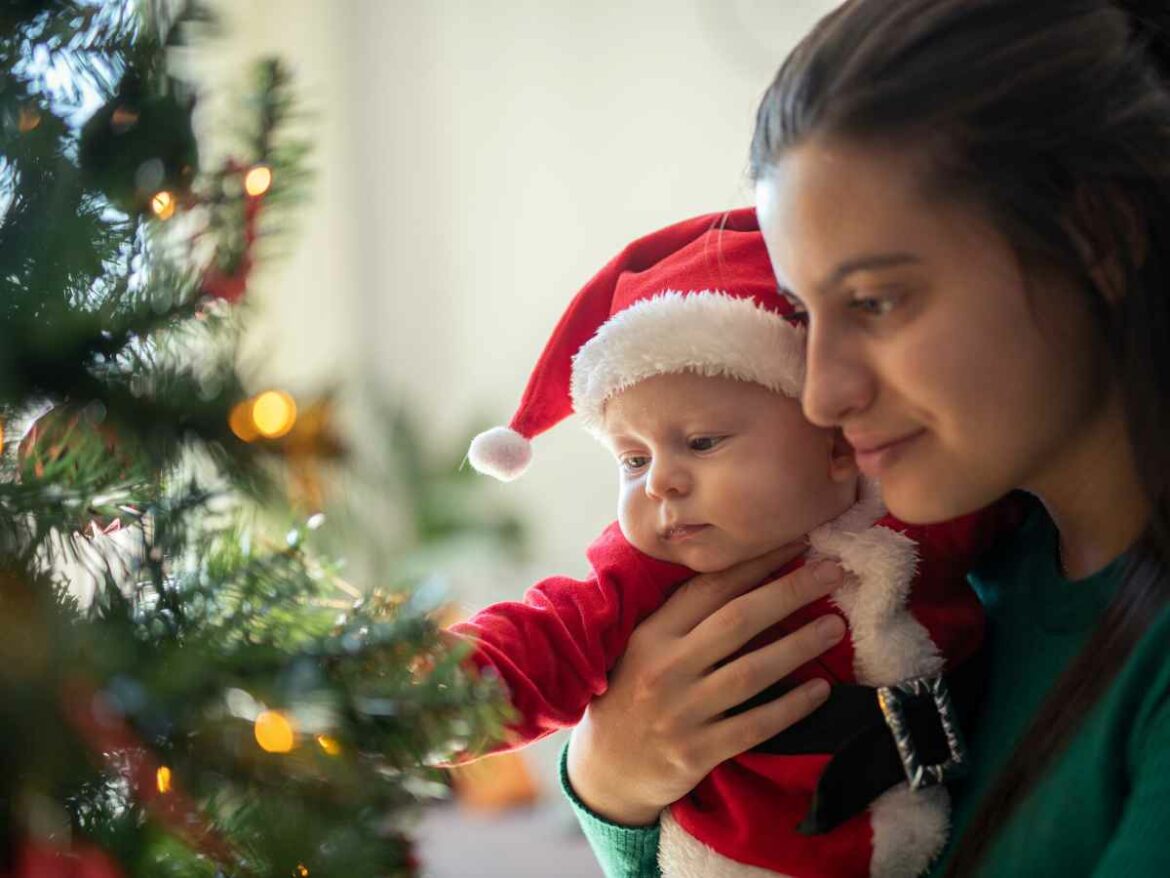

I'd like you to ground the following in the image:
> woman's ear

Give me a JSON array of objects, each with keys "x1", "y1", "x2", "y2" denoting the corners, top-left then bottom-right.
[
  {"x1": 828, "y1": 428, "x2": 858, "y2": 483},
  {"x1": 1067, "y1": 185, "x2": 1148, "y2": 305}
]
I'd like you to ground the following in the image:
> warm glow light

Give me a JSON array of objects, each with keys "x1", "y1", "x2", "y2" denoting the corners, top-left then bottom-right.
[
  {"x1": 18, "y1": 107, "x2": 41, "y2": 133},
  {"x1": 229, "y1": 399, "x2": 260, "y2": 442},
  {"x1": 251, "y1": 390, "x2": 297, "y2": 439},
  {"x1": 244, "y1": 164, "x2": 273, "y2": 197},
  {"x1": 254, "y1": 709, "x2": 296, "y2": 753},
  {"x1": 316, "y1": 734, "x2": 341, "y2": 756},
  {"x1": 151, "y1": 190, "x2": 176, "y2": 220},
  {"x1": 294, "y1": 865, "x2": 309, "y2": 877},
  {"x1": 156, "y1": 765, "x2": 173, "y2": 794}
]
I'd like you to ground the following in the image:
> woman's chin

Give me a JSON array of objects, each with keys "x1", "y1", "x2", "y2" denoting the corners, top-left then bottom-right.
[{"x1": 879, "y1": 477, "x2": 994, "y2": 525}]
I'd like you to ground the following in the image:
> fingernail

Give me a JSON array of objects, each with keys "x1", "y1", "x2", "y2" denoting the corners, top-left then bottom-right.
[
  {"x1": 814, "y1": 561, "x2": 843, "y2": 584},
  {"x1": 806, "y1": 678, "x2": 830, "y2": 701},
  {"x1": 818, "y1": 614, "x2": 846, "y2": 641}
]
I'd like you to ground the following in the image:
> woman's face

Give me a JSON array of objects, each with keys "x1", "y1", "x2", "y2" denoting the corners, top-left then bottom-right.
[{"x1": 755, "y1": 137, "x2": 1112, "y2": 524}]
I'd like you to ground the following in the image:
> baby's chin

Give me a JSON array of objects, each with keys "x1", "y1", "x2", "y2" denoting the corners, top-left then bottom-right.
[{"x1": 627, "y1": 533, "x2": 760, "y2": 573}]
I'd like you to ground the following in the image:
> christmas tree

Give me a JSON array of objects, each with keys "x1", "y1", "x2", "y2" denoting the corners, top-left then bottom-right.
[{"x1": 0, "y1": 2, "x2": 509, "y2": 875}]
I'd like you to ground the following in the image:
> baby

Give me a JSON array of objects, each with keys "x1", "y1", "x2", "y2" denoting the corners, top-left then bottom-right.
[{"x1": 454, "y1": 209, "x2": 1012, "y2": 878}]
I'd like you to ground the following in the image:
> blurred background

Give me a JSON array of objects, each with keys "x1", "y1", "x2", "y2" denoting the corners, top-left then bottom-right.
[{"x1": 196, "y1": 2, "x2": 841, "y2": 874}]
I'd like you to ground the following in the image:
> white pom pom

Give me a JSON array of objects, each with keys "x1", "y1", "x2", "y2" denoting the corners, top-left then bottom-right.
[{"x1": 467, "y1": 426, "x2": 533, "y2": 481}]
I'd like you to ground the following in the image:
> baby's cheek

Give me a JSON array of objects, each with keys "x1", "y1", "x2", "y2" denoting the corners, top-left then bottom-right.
[
  {"x1": 735, "y1": 469, "x2": 813, "y2": 536},
  {"x1": 616, "y1": 488, "x2": 654, "y2": 554}
]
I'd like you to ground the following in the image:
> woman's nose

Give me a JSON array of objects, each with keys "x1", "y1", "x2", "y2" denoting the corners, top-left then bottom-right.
[
  {"x1": 800, "y1": 326, "x2": 875, "y2": 427},
  {"x1": 645, "y1": 457, "x2": 691, "y2": 499}
]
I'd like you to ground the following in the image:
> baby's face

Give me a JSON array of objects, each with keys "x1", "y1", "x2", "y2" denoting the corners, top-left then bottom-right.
[{"x1": 602, "y1": 372, "x2": 857, "y2": 572}]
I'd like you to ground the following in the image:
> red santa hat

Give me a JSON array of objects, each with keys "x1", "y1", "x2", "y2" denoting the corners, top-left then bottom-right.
[{"x1": 468, "y1": 207, "x2": 806, "y2": 480}]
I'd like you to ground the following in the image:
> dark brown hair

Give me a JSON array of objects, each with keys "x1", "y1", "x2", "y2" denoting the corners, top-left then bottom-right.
[{"x1": 750, "y1": 0, "x2": 1170, "y2": 873}]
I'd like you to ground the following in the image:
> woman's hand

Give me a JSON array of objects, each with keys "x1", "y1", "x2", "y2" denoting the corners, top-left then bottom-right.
[{"x1": 566, "y1": 545, "x2": 846, "y2": 825}]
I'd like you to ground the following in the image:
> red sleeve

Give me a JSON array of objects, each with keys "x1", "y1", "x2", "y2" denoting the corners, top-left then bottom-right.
[{"x1": 448, "y1": 522, "x2": 692, "y2": 747}]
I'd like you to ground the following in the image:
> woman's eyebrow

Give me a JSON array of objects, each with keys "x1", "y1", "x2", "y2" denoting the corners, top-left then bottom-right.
[{"x1": 815, "y1": 252, "x2": 921, "y2": 295}]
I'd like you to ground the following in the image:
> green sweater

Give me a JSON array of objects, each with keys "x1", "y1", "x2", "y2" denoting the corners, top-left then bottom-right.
[{"x1": 562, "y1": 509, "x2": 1170, "y2": 877}]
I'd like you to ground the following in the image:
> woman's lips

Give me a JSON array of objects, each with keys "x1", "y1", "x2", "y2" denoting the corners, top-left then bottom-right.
[
  {"x1": 850, "y1": 429, "x2": 927, "y2": 476},
  {"x1": 660, "y1": 524, "x2": 711, "y2": 542}
]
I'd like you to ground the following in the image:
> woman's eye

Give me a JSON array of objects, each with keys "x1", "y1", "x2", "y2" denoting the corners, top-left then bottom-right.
[
  {"x1": 849, "y1": 294, "x2": 899, "y2": 317},
  {"x1": 620, "y1": 456, "x2": 649, "y2": 472},
  {"x1": 689, "y1": 436, "x2": 724, "y2": 452}
]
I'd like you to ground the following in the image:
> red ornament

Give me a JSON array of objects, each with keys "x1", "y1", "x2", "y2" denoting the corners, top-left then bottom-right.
[
  {"x1": 59, "y1": 678, "x2": 237, "y2": 866},
  {"x1": 9, "y1": 839, "x2": 123, "y2": 878},
  {"x1": 201, "y1": 163, "x2": 264, "y2": 303}
]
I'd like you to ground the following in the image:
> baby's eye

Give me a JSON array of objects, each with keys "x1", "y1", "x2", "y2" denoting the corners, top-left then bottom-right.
[
  {"x1": 620, "y1": 455, "x2": 649, "y2": 472},
  {"x1": 689, "y1": 436, "x2": 724, "y2": 452}
]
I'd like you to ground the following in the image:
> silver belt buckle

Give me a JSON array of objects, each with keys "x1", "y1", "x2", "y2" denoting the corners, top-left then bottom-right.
[{"x1": 877, "y1": 674, "x2": 969, "y2": 790}]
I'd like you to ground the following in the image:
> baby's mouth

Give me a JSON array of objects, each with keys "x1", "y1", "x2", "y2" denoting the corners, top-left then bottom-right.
[{"x1": 660, "y1": 523, "x2": 711, "y2": 542}]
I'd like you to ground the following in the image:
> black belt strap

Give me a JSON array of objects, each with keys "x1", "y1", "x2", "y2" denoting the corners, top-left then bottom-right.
[{"x1": 729, "y1": 653, "x2": 985, "y2": 834}]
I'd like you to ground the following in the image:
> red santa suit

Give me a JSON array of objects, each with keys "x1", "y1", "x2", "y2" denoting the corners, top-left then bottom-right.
[
  {"x1": 452, "y1": 483, "x2": 1014, "y2": 878},
  {"x1": 458, "y1": 208, "x2": 1020, "y2": 877}
]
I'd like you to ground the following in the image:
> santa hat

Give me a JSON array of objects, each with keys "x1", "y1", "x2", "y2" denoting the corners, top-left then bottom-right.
[{"x1": 468, "y1": 207, "x2": 806, "y2": 481}]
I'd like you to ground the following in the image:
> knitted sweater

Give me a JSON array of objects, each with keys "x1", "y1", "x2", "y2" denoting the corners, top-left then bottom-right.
[{"x1": 564, "y1": 508, "x2": 1170, "y2": 877}]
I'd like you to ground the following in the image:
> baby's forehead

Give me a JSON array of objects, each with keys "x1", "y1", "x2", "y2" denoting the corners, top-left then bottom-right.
[{"x1": 599, "y1": 371, "x2": 800, "y2": 434}]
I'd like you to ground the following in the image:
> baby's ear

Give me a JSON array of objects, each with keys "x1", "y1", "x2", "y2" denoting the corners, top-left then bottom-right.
[{"x1": 828, "y1": 428, "x2": 858, "y2": 483}]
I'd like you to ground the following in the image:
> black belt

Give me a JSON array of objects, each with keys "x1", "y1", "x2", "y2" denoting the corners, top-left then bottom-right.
[{"x1": 730, "y1": 653, "x2": 985, "y2": 835}]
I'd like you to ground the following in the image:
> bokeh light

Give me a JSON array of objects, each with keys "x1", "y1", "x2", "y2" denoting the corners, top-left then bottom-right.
[
  {"x1": 229, "y1": 399, "x2": 260, "y2": 442},
  {"x1": 316, "y1": 734, "x2": 341, "y2": 756},
  {"x1": 251, "y1": 390, "x2": 297, "y2": 439},
  {"x1": 150, "y1": 190, "x2": 176, "y2": 220},
  {"x1": 254, "y1": 709, "x2": 296, "y2": 753},
  {"x1": 244, "y1": 164, "x2": 273, "y2": 197}
]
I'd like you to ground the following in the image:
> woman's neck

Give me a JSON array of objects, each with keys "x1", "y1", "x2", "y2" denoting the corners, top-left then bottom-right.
[{"x1": 1028, "y1": 392, "x2": 1150, "y2": 580}]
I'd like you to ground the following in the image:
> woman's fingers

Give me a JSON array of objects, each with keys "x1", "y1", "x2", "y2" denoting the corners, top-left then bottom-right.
[
  {"x1": 700, "y1": 677, "x2": 833, "y2": 760},
  {"x1": 649, "y1": 541, "x2": 808, "y2": 637},
  {"x1": 696, "y1": 614, "x2": 846, "y2": 716},
  {"x1": 683, "y1": 559, "x2": 844, "y2": 673},
  {"x1": 563, "y1": 551, "x2": 847, "y2": 822}
]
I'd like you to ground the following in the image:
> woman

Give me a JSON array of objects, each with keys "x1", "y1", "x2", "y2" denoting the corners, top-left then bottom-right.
[{"x1": 561, "y1": 1, "x2": 1170, "y2": 875}]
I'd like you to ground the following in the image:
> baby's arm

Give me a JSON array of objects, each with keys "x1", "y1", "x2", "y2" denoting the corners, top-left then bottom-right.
[{"x1": 447, "y1": 523, "x2": 691, "y2": 748}]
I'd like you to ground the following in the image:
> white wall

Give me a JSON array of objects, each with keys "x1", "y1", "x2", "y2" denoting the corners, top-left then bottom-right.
[
  {"x1": 194, "y1": 0, "x2": 363, "y2": 392},
  {"x1": 343, "y1": 0, "x2": 841, "y2": 580}
]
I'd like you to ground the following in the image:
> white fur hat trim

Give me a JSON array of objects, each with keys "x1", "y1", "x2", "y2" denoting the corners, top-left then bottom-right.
[
  {"x1": 570, "y1": 291, "x2": 806, "y2": 434},
  {"x1": 467, "y1": 426, "x2": 533, "y2": 481}
]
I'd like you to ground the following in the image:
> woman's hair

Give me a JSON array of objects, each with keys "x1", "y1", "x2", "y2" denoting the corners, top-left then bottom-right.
[{"x1": 750, "y1": 0, "x2": 1170, "y2": 873}]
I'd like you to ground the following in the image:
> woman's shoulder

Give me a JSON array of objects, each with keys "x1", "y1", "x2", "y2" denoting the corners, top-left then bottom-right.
[{"x1": 1116, "y1": 600, "x2": 1170, "y2": 754}]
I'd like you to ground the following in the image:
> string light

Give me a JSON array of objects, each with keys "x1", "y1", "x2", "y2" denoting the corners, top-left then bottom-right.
[
  {"x1": 293, "y1": 865, "x2": 310, "y2": 877},
  {"x1": 244, "y1": 164, "x2": 273, "y2": 197},
  {"x1": 151, "y1": 190, "x2": 176, "y2": 220},
  {"x1": 251, "y1": 390, "x2": 297, "y2": 439},
  {"x1": 316, "y1": 734, "x2": 341, "y2": 756},
  {"x1": 156, "y1": 765, "x2": 173, "y2": 794},
  {"x1": 254, "y1": 709, "x2": 295, "y2": 753},
  {"x1": 229, "y1": 399, "x2": 260, "y2": 442}
]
